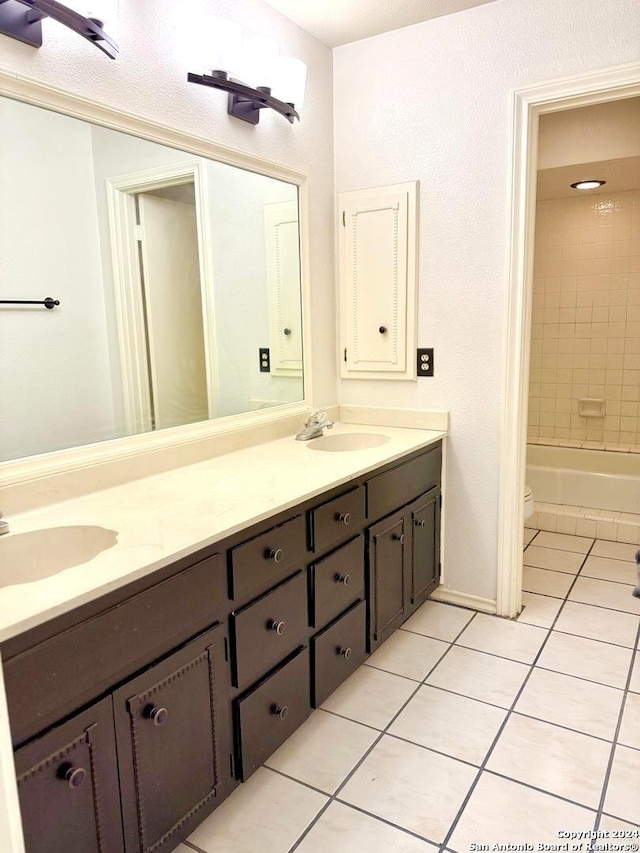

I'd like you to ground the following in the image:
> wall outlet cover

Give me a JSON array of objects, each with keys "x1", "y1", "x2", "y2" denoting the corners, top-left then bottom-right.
[
  {"x1": 417, "y1": 348, "x2": 434, "y2": 377},
  {"x1": 259, "y1": 348, "x2": 271, "y2": 373}
]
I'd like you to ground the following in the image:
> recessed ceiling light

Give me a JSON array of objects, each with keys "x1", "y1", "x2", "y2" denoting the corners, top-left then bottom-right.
[{"x1": 570, "y1": 179, "x2": 606, "y2": 190}]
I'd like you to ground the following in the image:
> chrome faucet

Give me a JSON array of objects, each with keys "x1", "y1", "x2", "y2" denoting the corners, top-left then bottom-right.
[
  {"x1": 295, "y1": 409, "x2": 335, "y2": 441},
  {"x1": 0, "y1": 512, "x2": 9, "y2": 535}
]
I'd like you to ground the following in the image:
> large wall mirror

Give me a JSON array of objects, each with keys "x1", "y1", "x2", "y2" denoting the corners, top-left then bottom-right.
[{"x1": 0, "y1": 91, "x2": 306, "y2": 465}]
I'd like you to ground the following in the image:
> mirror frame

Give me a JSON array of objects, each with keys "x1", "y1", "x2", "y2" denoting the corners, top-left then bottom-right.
[{"x1": 0, "y1": 70, "x2": 313, "y2": 489}]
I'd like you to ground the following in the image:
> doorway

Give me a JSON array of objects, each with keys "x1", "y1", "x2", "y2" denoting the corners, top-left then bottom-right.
[{"x1": 496, "y1": 62, "x2": 640, "y2": 618}]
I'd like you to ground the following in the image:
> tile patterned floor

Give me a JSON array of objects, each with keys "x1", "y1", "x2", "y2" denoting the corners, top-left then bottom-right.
[{"x1": 179, "y1": 532, "x2": 640, "y2": 853}]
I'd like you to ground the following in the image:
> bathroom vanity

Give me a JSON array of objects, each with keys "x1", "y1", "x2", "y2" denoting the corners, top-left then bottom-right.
[{"x1": 0, "y1": 426, "x2": 443, "y2": 853}]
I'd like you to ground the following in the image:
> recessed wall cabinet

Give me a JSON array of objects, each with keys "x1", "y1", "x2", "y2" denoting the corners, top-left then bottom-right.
[
  {"x1": 3, "y1": 441, "x2": 441, "y2": 852},
  {"x1": 339, "y1": 182, "x2": 418, "y2": 380}
]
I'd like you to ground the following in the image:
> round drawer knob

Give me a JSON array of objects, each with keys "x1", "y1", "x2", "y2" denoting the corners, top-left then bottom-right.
[
  {"x1": 379, "y1": 326, "x2": 387, "y2": 334},
  {"x1": 267, "y1": 548, "x2": 284, "y2": 563},
  {"x1": 336, "y1": 512, "x2": 351, "y2": 526},
  {"x1": 269, "y1": 619, "x2": 286, "y2": 636},
  {"x1": 338, "y1": 646, "x2": 352, "y2": 660},
  {"x1": 270, "y1": 703, "x2": 289, "y2": 720},
  {"x1": 283, "y1": 328, "x2": 292, "y2": 336},
  {"x1": 392, "y1": 533, "x2": 405, "y2": 544},
  {"x1": 58, "y1": 764, "x2": 87, "y2": 789},
  {"x1": 145, "y1": 705, "x2": 169, "y2": 726},
  {"x1": 414, "y1": 519, "x2": 426, "y2": 528},
  {"x1": 335, "y1": 573, "x2": 351, "y2": 586}
]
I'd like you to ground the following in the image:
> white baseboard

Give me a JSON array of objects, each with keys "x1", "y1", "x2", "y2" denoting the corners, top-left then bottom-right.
[{"x1": 430, "y1": 587, "x2": 497, "y2": 615}]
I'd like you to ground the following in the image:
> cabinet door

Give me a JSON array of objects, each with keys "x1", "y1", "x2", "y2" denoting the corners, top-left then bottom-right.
[
  {"x1": 408, "y1": 487, "x2": 441, "y2": 610},
  {"x1": 114, "y1": 624, "x2": 232, "y2": 853},
  {"x1": 15, "y1": 697, "x2": 122, "y2": 853},
  {"x1": 367, "y1": 510, "x2": 409, "y2": 650}
]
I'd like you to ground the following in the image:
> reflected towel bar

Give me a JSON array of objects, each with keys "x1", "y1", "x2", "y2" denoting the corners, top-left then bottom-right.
[{"x1": 0, "y1": 297, "x2": 60, "y2": 309}]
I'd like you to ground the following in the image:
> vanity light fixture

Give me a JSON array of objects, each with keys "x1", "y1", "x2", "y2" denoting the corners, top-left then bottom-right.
[
  {"x1": 0, "y1": 0, "x2": 118, "y2": 58},
  {"x1": 570, "y1": 179, "x2": 606, "y2": 190},
  {"x1": 187, "y1": 17, "x2": 306, "y2": 125}
]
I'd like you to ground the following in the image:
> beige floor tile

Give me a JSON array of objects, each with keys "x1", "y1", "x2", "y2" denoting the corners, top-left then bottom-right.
[
  {"x1": 524, "y1": 545, "x2": 585, "y2": 573},
  {"x1": 518, "y1": 592, "x2": 563, "y2": 628},
  {"x1": 537, "y1": 631, "x2": 633, "y2": 689},
  {"x1": 296, "y1": 802, "x2": 438, "y2": 853},
  {"x1": 618, "y1": 692, "x2": 640, "y2": 750},
  {"x1": 401, "y1": 601, "x2": 474, "y2": 642},
  {"x1": 582, "y1": 555, "x2": 638, "y2": 585},
  {"x1": 426, "y1": 645, "x2": 530, "y2": 708},
  {"x1": 592, "y1": 541, "x2": 639, "y2": 561},
  {"x1": 366, "y1": 630, "x2": 449, "y2": 681},
  {"x1": 600, "y1": 814, "x2": 640, "y2": 831},
  {"x1": 534, "y1": 531, "x2": 594, "y2": 553},
  {"x1": 554, "y1": 601, "x2": 639, "y2": 648},
  {"x1": 604, "y1": 745, "x2": 640, "y2": 824},
  {"x1": 389, "y1": 685, "x2": 507, "y2": 765},
  {"x1": 523, "y1": 566, "x2": 575, "y2": 598},
  {"x1": 265, "y1": 710, "x2": 378, "y2": 794},
  {"x1": 630, "y1": 659, "x2": 640, "y2": 693},
  {"x1": 187, "y1": 767, "x2": 327, "y2": 852},
  {"x1": 487, "y1": 715, "x2": 610, "y2": 808},
  {"x1": 339, "y1": 735, "x2": 477, "y2": 844},
  {"x1": 514, "y1": 667, "x2": 623, "y2": 740},
  {"x1": 320, "y1": 664, "x2": 418, "y2": 730},
  {"x1": 448, "y1": 772, "x2": 596, "y2": 852},
  {"x1": 523, "y1": 528, "x2": 539, "y2": 546},
  {"x1": 456, "y1": 613, "x2": 548, "y2": 664},
  {"x1": 569, "y1": 576, "x2": 640, "y2": 615}
]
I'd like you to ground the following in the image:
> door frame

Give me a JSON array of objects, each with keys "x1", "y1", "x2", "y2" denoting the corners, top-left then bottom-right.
[
  {"x1": 496, "y1": 61, "x2": 640, "y2": 618},
  {"x1": 106, "y1": 161, "x2": 219, "y2": 434}
]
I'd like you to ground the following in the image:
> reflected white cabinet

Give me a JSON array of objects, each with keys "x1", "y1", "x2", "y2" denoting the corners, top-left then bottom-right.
[
  {"x1": 264, "y1": 201, "x2": 303, "y2": 376},
  {"x1": 339, "y1": 182, "x2": 418, "y2": 380}
]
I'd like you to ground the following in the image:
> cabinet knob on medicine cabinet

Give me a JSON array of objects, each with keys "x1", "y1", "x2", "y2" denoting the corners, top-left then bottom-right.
[
  {"x1": 338, "y1": 646, "x2": 352, "y2": 660},
  {"x1": 283, "y1": 328, "x2": 292, "y2": 336},
  {"x1": 336, "y1": 512, "x2": 351, "y2": 525},
  {"x1": 270, "y1": 703, "x2": 289, "y2": 720},
  {"x1": 392, "y1": 533, "x2": 405, "y2": 544},
  {"x1": 379, "y1": 326, "x2": 387, "y2": 334},
  {"x1": 266, "y1": 548, "x2": 284, "y2": 563},
  {"x1": 145, "y1": 705, "x2": 169, "y2": 726},
  {"x1": 335, "y1": 573, "x2": 351, "y2": 586},
  {"x1": 268, "y1": 619, "x2": 286, "y2": 636},
  {"x1": 58, "y1": 763, "x2": 87, "y2": 790},
  {"x1": 414, "y1": 519, "x2": 426, "y2": 528}
]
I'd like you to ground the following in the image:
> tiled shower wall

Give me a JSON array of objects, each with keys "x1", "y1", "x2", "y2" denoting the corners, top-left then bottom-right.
[{"x1": 528, "y1": 188, "x2": 640, "y2": 449}]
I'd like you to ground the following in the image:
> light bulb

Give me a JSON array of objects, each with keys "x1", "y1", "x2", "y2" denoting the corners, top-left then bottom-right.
[
  {"x1": 271, "y1": 56, "x2": 307, "y2": 108},
  {"x1": 570, "y1": 180, "x2": 606, "y2": 190},
  {"x1": 242, "y1": 34, "x2": 280, "y2": 88}
]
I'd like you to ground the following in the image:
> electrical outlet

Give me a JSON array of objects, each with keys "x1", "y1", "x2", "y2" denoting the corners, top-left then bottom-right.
[
  {"x1": 417, "y1": 348, "x2": 434, "y2": 377},
  {"x1": 259, "y1": 348, "x2": 271, "y2": 373}
]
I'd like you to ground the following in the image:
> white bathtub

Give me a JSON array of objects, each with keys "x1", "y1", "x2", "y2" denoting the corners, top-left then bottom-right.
[{"x1": 526, "y1": 444, "x2": 640, "y2": 515}]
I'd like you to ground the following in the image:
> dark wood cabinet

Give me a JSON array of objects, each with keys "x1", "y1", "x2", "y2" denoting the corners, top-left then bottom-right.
[
  {"x1": 15, "y1": 697, "x2": 123, "y2": 853},
  {"x1": 5, "y1": 440, "x2": 442, "y2": 852}
]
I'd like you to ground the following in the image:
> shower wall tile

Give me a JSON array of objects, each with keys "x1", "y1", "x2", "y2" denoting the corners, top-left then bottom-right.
[{"x1": 528, "y1": 189, "x2": 640, "y2": 448}]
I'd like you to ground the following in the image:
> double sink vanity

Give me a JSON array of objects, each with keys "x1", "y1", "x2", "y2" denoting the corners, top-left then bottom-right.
[{"x1": 0, "y1": 421, "x2": 445, "y2": 853}]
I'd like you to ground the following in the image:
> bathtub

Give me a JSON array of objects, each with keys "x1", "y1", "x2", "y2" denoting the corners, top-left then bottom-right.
[{"x1": 526, "y1": 444, "x2": 640, "y2": 515}]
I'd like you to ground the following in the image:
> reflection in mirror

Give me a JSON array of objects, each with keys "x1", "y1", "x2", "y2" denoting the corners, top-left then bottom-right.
[{"x1": 0, "y1": 97, "x2": 304, "y2": 463}]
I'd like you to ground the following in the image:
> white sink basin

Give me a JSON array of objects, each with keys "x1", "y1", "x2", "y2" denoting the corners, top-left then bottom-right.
[
  {"x1": 0, "y1": 525, "x2": 118, "y2": 586},
  {"x1": 307, "y1": 432, "x2": 390, "y2": 452}
]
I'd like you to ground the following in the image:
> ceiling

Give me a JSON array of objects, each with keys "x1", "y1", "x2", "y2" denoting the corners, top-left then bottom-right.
[
  {"x1": 537, "y1": 156, "x2": 640, "y2": 201},
  {"x1": 262, "y1": 0, "x2": 500, "y2": 47}
]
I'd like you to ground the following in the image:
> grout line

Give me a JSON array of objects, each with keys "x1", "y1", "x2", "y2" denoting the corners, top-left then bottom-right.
[{"x1": 182, "y1": 840, "x2": 208, "y2": 853}]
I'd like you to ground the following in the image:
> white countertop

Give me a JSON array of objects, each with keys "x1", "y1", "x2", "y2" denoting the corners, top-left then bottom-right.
[{"x1": 0, "y1": 422, "x2": 445, "y2": 643}]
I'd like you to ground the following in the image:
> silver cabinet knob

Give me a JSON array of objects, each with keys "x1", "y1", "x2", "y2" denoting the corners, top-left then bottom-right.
[
  {"x1": 338, "y1": 646, "x2": 352, "y2": 660},
  {"x1": 58, "y1": 764, "x2": 87, "y2": 789},
  {"x1": 267, "y1": 548, "x2": 284, "y2": 563},
  {"x1": 335, "y1": 573, "x2": 350, "y2": 586},
  {"x1": 336, "y1": 512, "x2": 351, "y2": 525},
  {"x1": 392, "y1": 533, "x2": 405, "y2": 544},
  {"x1": 414, "y1": 519, "x2": 426, "y2": 528},
  {"x1": 270, "y1": 704, "x2": 289, "y2": 720},
  {"x1": 145, "y1": 705, "x2": 169, "y2": 726},
  {"x1": 268, "y1": 619, "x2": 286, "y2": 636}
]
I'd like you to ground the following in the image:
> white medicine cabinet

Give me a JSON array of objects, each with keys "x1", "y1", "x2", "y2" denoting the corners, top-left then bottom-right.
[{"x1": 338, "y1": 181, "x2": 418, "y2": 381}]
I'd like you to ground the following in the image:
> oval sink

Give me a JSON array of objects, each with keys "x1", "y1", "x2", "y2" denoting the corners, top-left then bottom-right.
[
  {"x1": 307, "y1": 433, "x2": 390, "y2": 452},
  {"x1": 0, "y1": 525, "x2": 118, "y2": 587}
]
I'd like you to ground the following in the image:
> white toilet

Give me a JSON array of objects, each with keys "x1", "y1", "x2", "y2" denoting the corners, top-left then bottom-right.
[{"x1": 524, "y1": 485, "x2": 535, "y2": 522}]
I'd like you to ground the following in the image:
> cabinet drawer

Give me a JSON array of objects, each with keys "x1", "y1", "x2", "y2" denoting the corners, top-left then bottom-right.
[
  {"x1": 231, "y1": 571, "x2": 308, "y2": 690},
  {"x1": 236, "y1": 647, "x2": 310, "y2": 781},
  {"x1": 312, "y1": 601, "x2": 366, "y2": 708},
  {"x1": 309, "y1": 486, "x2": 365, "y2": 554},
  {"x1": 15, "y1": 696, "x2": 122, "y2": 853},
  {"x1": 309, "y1": 536, "x2": 364, "y2": 629},
  {"x1": 230, "y1": 514, "x2": 307, "y2": 604},
  {"x1": 367, "y1": 444, "x2": 441, "y2": 522},
  {"x1": 5, "y1": 553, "x2": 228, "y2": 747}
]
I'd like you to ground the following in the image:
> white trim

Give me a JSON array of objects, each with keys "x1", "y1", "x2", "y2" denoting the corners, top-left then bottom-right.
[
  {"x1": 429, "y1": 587, "x2": 497, "y2": 615},
  {"x1": 0, "y1": 69, "x2": 314, "y2": 489},
  {"x1": 497, "y1": 61, "x2": 640, "y2": 618},
  {"x1": 339, "y1": 405, "x2": 448, "y2": 431}
]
